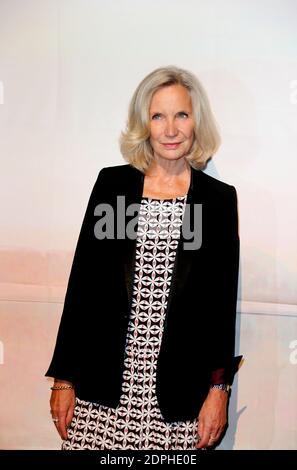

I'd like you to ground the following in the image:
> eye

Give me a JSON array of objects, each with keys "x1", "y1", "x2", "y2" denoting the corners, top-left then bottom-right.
[
  {"x1": 177, "y1": 112, "x2": 189, "y2": 118},
  {"x1": 151, "y1": 113, "x2": 162, "y2": 120}
]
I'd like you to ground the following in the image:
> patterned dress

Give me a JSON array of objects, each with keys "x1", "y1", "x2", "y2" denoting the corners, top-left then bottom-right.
[{"x1": 62, "y1": 194, "x2": 199, "y2": 450}]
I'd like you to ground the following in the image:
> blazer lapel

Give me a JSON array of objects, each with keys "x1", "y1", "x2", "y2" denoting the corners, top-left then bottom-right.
[{"x1": 121, "y1": 167, "x2": 145, "y2": 309}]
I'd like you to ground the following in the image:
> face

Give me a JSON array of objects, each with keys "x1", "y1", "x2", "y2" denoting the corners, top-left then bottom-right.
[{"x1": 148, "y1": 84, "x2": 195, "y2": 162}]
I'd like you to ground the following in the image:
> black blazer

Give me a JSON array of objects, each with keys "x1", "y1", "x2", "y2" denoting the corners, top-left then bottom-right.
[{"x1": 46, "y1": 163, "x2": 241, "y2": 422}]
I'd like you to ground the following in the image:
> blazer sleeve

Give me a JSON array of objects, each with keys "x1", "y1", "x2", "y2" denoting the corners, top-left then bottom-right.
[
  {"x1": 45, "y1": 167, "x2": 107, "y2": 382},
  {"x1": 209, "y1": 185, "x2": 242, "y2": 384}
]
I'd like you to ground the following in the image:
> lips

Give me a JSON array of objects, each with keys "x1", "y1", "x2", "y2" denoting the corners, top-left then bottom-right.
[{"x1": 162, "y1": 143, "x2": 181, "y2": 149}]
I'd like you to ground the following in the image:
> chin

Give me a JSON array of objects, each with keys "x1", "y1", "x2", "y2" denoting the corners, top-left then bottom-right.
[
  {"x1": 155, "y1": 148, "x2": 191, "y2": 161},
  {"x1": 163, "y1": 152, "x2": 189, "y2": 161}
]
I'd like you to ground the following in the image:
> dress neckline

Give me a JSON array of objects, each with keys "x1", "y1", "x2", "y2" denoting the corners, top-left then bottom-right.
[{"x1": 142, "y1": 194, "x2": 188, "y2": 202}]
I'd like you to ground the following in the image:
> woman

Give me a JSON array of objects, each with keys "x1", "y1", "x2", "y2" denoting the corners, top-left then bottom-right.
[{"x1": 46, "y1": 65, "x2": 242, "y2": 450}]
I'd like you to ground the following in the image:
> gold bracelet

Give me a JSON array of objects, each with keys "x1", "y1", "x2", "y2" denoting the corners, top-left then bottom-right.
[{"x1": 50, "y1": 384, "x2": 74, "y2": 390}]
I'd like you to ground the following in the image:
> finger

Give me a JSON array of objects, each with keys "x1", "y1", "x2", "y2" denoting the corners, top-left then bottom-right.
[
  {"x1": 53, "y1": 412, "x2": 68, "y2": 440},
  {"x1": 207, "y1": 435, "x2": 217, "y2": 447},
  {"x1": 196, "y1": 428, "x2": 212, "y2": 449},
  {"x1": 66, "y1": 403, "x2": 75, "y2": 429},
  {"x1": 58, "y1": 414, "x2": 68, "y2": 440},
  {"x1": 196, "y1": 436, "x2": 210, "y2": 449},
  {"x1": 197, "y1": 421, "x2": 204, "y2": 444},
  {"x1": 210, "y1": 426, "x2": 224, "y2": 443},
  {"x1": 196, "y1": 431, "x2": 203, "y2": 448}
]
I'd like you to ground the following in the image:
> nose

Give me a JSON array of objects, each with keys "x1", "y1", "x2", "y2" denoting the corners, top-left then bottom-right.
[{"x1": 165, "y1": 118, "x2": 178, "y2": 137}]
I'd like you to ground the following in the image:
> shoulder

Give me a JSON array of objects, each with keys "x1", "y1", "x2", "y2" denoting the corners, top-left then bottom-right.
[
  {"x1": 196, "y1": 171, "x2": 239, "y2": 230},
  {"x1": 196, "y1": 169, "x2": 237, "y2": 203},
  {"x1": 198, "y1": 169, "x2": 236, "y2": 193},
  {"x1": 98, "y1": 163, "x2": 137, "y2": 180},
  {"x1": 94, "y1": 164, "x2": 142, "y2": 195}
]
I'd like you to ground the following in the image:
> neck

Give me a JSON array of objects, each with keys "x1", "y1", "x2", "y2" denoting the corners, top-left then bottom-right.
[{"x1": 146, "y1": 157, "x2": 190, "y2": 179}]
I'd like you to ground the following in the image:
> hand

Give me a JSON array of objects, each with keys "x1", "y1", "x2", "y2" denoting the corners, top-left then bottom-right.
[
  {"x1": 50, "y1": 383, "x2": 76, "y2": 440},
  {"x1": 196, "y1": 387, "x2": 228, "y2": 449}
]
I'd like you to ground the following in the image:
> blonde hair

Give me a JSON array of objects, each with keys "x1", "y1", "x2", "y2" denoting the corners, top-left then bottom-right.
[{"x1": 119, "y1": 65, "x2": 221, "y2": 173}]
